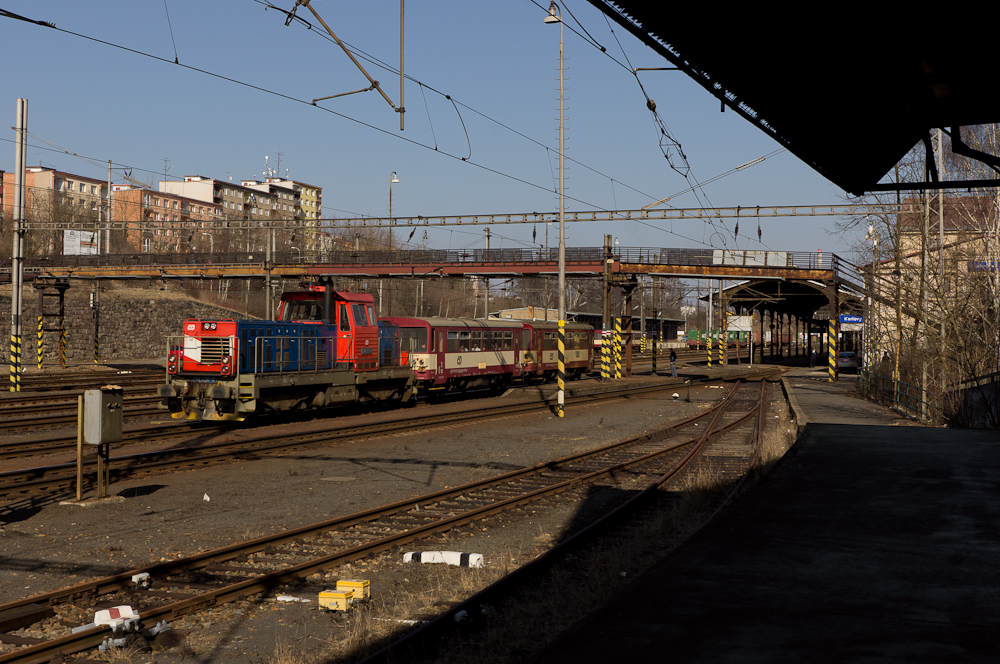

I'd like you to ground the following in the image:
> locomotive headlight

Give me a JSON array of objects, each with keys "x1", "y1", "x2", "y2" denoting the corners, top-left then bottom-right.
[{"x1": 202, "y1": 322, "x2": 218, "y2": 331}]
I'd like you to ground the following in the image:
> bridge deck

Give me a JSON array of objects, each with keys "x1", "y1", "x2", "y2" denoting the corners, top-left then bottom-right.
[{"x1": 6, "y1": 247, "x2": 839, "y2": 282}]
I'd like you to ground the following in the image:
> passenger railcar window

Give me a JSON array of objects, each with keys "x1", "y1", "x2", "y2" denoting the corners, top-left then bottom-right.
[
  {"x1": 504, "y1": 331, "x2": 513, "y2": 350},
  {"x1": 459, "y1": 331, "x2": 471, "y2": 352},
  {"x1": 471, "y1": 331, "x2": 483, "y2": 351},
  {"x1": 399, "y1": 328, "x2": 428, "y2": 352},
  {"x1": 447, "y1": 331, "x2": 459, "y2": 353}
]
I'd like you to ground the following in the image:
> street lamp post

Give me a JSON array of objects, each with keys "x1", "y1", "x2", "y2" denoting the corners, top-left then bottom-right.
[
  {"x1": 544, "y1": 1, "x2": 566, "y2": 418},
  {"x1": 389, "y1": 171, "x2": 399, "y2": 250},
  {"x1": 201, "y1": 232, "x2": 214, "y2": 254}
]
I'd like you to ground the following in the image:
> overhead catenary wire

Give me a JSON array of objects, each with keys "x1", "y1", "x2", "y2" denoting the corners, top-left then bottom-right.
[
  {"x1": 162, "y1": 0, "x2": 179, "y2": 64},
  {"x1": 2, "y1": 4, "x2": 767, "y2": 253},
  {"x1": 252, "y1": 0, "x2": 662, "y2": 205},
  {"x1": 0, "y1": 6, "x2": 632, "y2": 221}
]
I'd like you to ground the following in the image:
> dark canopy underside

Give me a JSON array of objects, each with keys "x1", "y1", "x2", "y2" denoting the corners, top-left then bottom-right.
[{"x1": 589, "y1": 3, "x2": 1000, "y2": 195}]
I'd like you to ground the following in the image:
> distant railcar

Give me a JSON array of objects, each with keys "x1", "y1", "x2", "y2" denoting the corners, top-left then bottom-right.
[{"x1": 384, "y1": 316, "x2": 525, "y2": 392}]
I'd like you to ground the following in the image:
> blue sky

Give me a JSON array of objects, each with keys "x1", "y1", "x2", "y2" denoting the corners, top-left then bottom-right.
[{"x1": 2, "y1": 1, "x2": 856, "y2": 255}]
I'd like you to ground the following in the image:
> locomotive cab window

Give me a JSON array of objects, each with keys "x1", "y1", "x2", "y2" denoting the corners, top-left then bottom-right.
[
  {"x1": 284, "y1": 302, "x2": 322, "y2": 322},
  {"x1": 352, "y1": 304, "x2": 368, "y2": 327},
  {"x1": 339, "y1": 304, "x2": 351, "y2": 332}
]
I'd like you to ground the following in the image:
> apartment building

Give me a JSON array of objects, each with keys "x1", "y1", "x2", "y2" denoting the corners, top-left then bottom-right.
[
  {"x1": 112, "y1": 184, "x2": 222, "y2": 253},
  {"x1": 158, "y1": 176, "x2": 276, "y2": 222},
  {"x1": 2, "y1": 167, "x2": 108, "y2": 220},
  {"x1": 1, "y1": 167, "x2": 109, "y2": 254}
]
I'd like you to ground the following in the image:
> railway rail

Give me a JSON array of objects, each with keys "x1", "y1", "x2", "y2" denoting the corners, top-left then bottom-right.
[
  {"x1": 0, "y1": 371, "x2": 162, "y2": 394},
  {"x1": 0, "y1": 395, "x2": 163, "y2": 433},
  {"x1": 0, "y1": 378, "x2": 775, "y2": 663},
  {"x1": 0, "y1": 373, "x2": 780, "y2": 501}
]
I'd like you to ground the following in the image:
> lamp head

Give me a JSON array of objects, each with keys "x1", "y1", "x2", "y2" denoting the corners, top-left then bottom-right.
[
  {"x1": 390, "y1": 172, "x2": 399, "y2": 184},
  {"x1": 544, "y1": 1, "x2": 561, "y2": 23}
]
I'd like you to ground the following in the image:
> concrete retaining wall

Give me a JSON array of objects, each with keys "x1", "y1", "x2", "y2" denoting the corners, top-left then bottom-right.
[{"x1": 0, "y1": 286, "x2": 244, "y2": 366}]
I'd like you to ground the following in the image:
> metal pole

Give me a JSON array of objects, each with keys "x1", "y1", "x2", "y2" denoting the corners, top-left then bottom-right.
[
  {"x1": 265, "y1": 219, "x2": 272, "y2": 318},
  {"x1": 106, "y1": 159, "x2": 112, "y2": 254},
  {"x1": 624, "y1": 286, "x2": 633, "y2": 377},
  {"x1": 484, "y1": 228, "x2": 490, "y2": 318},
  {"x1": 76, "y1": 395, "x2": 83, "y2": 502},
  {"x1": 937, "y1": 128, "x2": 945, "y2": 360},
  {"x1": 399, "y1": 0, "x2": 405, "y2": 131},
  {"x1": 10, "y1": 98, "x2": 27, "y2": 392},
  {"x1": 545, "y1": 4, "x2": 566, "y2": 417},
  {"x1": 602, "y1": 234, "x2": 611, "y2": 381}
]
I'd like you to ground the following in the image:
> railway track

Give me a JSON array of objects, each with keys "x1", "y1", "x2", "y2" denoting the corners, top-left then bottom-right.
[
  {"x1": 0, "y1": 375, "x2": 776, "y2": 500},
  {"x1": 0, "y1": 394, "x2": 164, "y2": 433},
  {"x1": 0, "y1": 378, "x2": 775, "y2": 663},
  {"x1": 0, "y1": 371, "x2": 162, "y2": 394}
]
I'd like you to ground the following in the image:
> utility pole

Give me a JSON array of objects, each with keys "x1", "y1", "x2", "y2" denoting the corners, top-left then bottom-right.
[
  {"x1": 484, "y1": 227, "x2": 490, "y2": 318},
  {"x1": 106, "y1": 160, "x2": 113, "y2": 254},
  {"x1": 937, "y1": 128, "x2": 946, "y2": 358},
  {"x1": 10, "y1": 98, "x2": 28, "y2": 391},
  {"x1": 602, "y1": 234, "x2": 612, "y2": 381}
]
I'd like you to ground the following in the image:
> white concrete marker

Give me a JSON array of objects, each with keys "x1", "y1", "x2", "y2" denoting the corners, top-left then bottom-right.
[{"x1": 403, "y1": 551, "x2": 484, "y2": 568}]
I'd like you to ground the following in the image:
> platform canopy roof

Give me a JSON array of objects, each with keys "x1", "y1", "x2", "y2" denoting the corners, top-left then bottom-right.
[{"x1": 587, "y1": 3, "x2": 1000, "y2": 195}]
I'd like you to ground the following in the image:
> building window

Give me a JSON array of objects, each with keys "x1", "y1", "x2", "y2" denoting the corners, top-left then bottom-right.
[{"x1": 143, "y1": 238, "x2": 151, "y2": 252}]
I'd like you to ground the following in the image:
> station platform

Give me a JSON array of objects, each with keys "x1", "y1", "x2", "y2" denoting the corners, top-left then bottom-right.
[{"x1": 530, "y1": 367, "x2": 1000, "y2": 663}]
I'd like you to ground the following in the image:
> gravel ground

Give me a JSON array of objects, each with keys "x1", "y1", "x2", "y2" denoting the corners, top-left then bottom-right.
[{"x1": 0, "y1": 372, "x2": 753, "y2": 663}]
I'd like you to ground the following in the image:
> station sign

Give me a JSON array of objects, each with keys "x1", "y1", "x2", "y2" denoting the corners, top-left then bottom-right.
[{"x1": 839, "y1": 314, "x2": 863, "y2": 324}]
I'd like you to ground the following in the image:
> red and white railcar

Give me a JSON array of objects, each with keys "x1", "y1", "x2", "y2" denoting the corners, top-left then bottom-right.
[
  {"x1": 519, "y1": 320, "x2": 594, "y2": 380},
  {"x1": 384, "y1": 317, "x2": 525, "y2": 391}
]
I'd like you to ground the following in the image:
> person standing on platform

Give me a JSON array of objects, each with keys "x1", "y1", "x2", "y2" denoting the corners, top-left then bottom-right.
[
  {"x1": 810, "y1": 349, "x2": 817, "y2": 367},
  {"x1": 670, "y1": 348, "x2": 677, "y2": 377}
]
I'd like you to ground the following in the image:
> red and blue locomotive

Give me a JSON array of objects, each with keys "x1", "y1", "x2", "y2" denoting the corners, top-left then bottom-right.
[
  {"x1": 160, "y1": 285, "x2": 594, "y2": 420},
  {"x1": 159, "y1": 287, "x2": 414, "y2": 420}
]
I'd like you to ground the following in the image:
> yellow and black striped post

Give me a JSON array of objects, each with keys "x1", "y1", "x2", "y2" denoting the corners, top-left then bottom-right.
[
  {"x1": 37, "y1": 315, "x2": 44, "y2": 371},
  {"x1": 557, "y1": 320, "x2": 565, "y2": 418},
  {"x1": 9, "y1": 334, "x2": 21, "y2": 392},
  {"x1": 707, "y1": 332, "x2": 713, "y2": 369},
  {"x1": 600, "y1": 328, "x2": 610, "y2": 381},
  {"x1": 614, "y1": 317, "x2": 623, "y2": 379},
  {"x1": 828, "y1": 319, "x2": 837, "y2": 382},
  {"x1": 717, "y1": 332, "x2": 724, "y2": 366},
  {"x1": 93, "y1": 297, "x2": 100, "y2": 364}
]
